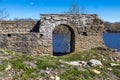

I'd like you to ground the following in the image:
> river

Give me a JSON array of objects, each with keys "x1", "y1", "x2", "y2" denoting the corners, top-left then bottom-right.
[{"x1": 103, "y1": 33, "x2": 120, "y2": 51}]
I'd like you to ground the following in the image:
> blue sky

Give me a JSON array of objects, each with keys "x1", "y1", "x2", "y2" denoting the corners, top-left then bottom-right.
[{"x1": 0, "y1": 0, "x2": 120, "y2": 22}]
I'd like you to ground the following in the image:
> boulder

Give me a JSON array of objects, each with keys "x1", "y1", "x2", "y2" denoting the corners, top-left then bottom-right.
[
  {"x1": 110, "y1": 63, "x2": 120, "y2": 67},
  {"x1": 50, "y1": 76, "x2": 55, "y2": 80},
  {"x1": 107, "y1": 68, "x2": 112, "y2": 71},
  {"x1": 55, "y1": 76, "x2": 60, "y2": 80},
  {"x1": 5, "y1": 65, "x2": 12, "y2": 71},
  {"x1": 91, "y1": 69, "x2": 101, "y2": 74},
  {"x1": 88, "y1": 59, "x2": 103, "y2": 66},
  {"x1": 66, "y1": 60, "x2": 87, "y2": 66},
  {"x1": 24, "y1": 61, "x2": 37, "y2": 68}
]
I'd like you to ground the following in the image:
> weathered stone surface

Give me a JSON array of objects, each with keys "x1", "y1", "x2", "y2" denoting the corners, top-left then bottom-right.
[
  {"x1": 66, "y1": 60, "x2": 87, "y2": 66},
  {"x1": 88, "y1": 59, "x2": 103, "y2": 66},
  {"x1": 0, "y1": 21, "x2": 37, "y2": 33},
  {"x1": 91, "y1": 69, "x2": 101, "y2": 74},
  {"x1": 0, "y1": 14, "x2": 104, "y2": 54},
  {"x1": 5, "y1": 64, "x2": 12, "y2": 71},
  {"x1": 110, "y1": 63, "x2": 120, "y2": 67},
  {"x1": 24, "y1": 61, "x2": 37, "y2": 68}
]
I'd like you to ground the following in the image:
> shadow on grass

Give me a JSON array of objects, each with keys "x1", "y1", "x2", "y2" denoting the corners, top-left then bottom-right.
[{"x1": 53, "y1": 52, "x2": 71, "y2": 56}]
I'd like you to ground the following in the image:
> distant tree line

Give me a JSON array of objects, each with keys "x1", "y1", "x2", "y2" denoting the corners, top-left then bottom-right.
[
  {"x1": 104, "y1": 21, "x2": 120, "y2": 32},
  {"x1": 13, "y1": 18, "x2": 38, "y2": 21},
  {"x1": 0, "y1": 8, "x2": 38, "y2": 21}
]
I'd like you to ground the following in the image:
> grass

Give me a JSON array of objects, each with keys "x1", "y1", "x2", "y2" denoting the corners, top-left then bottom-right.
[
  {"x1": 61, "y1": 67, "x2": 82, "y2": 80},
  {"x1": 58, "y1": 48, "x2": 108, "y2": 62},
  {"x1": 36, "y1": 59, "x2": 55, "y2": 69},
  {"x1": 112, "y1": 66, "x2": 120, "y2": 77},
  {"x1": 0, "y1": 63, "x2": 7, "y2": 71},
  {"x1": 4, "y1": 50, "x2": 15, "y2": 55},
  {"x1": 0, "y1": 48, "x2": 119, "y2": 79}
]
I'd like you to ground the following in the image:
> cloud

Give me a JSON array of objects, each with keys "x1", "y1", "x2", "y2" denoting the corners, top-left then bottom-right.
[{"x1": 30, "y1": 2, "x2": 34, "y2": 6}]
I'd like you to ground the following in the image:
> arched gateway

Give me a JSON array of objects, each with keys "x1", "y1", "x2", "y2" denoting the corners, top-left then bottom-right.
[
  {"x1": 40, "y1": 18, "x2": 80, "y2": 55},
  {"x1": 52, "y1": 24, "x2": 75, "y2": 55},
  {"x1": 39, "y1": 14, "x2": 104, "y2": 55}
]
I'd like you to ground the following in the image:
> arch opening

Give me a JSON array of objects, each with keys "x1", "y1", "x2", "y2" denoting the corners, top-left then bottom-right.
[{"x1": 52, "y1": 24, "x2": 75, "y2": 56}]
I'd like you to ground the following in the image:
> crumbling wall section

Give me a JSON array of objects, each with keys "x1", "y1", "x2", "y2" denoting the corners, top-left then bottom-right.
[
  {"x1": 0, "y1": 33, "x2": 52, "y2": 54},
  {"x1": 0, "y1": 14, "x2": 104, "y2": 54},
  {"x1": 0, "y1": 21, "x2": 38, "y2": 33}
]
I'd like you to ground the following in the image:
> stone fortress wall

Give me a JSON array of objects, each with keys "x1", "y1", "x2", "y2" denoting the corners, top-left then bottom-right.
[{"x1": 0, "y1": 14, "x2": 104, "y2": 55}]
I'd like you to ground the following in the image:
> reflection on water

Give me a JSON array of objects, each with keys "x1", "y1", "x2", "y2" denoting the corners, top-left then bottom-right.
[
  {"x1": 103, "y1": 33, "x2": 120, "y2": 51},
  {"x1": 53, "y1": 34, "x2": 71, "y2": 53}
]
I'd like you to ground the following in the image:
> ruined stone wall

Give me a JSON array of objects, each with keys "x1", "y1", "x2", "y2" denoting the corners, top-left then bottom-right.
[
  {"x1": 0, "y1": 33, "x2": 52, "y2": 54},
  {"x1": 0, "y1": 21, "x2": 38, "y2": 33},
  {"x1": 40, "y1": 14, "x2": 104, "y2": 53},
  {"x1": 0, "y1": 14, "x2": 104, "y2": 54},
  {"x1": 40, "y1": 14, "x2": 104, "y2": 34},
  {"x1": 79, "y1": 33, "x2": 104, "y2": 50},
  {"x1": 0, "y1": 20, "x2": 51, "y2": 54}
]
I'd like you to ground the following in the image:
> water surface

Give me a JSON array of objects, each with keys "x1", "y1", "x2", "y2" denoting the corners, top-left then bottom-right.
[
  {"x1": 52, "y1": 34, "x2": 71, "y2": 53},
  {"x1": 103, "y1": 33, "x2": 120, "y2": 51},
  {"x1": 53, "y1": 33, "x2": 120, "y2": 54}
]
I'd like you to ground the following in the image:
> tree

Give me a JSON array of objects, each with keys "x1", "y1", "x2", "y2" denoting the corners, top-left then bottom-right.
[
  {"x1": 64, "y1": 1, "x2": 86, "y2": 14},
  {"x1": 68, "y1": 2, "x2": 80, "y2": 14},
  {"x1": 0, "y1": 8, "x2": 9, "y2": 20},
  {"x1": 0, "y1": 8, "x2": 9, "y2": 27}
]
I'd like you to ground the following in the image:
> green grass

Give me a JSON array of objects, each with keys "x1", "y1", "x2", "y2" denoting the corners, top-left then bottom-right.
[
  {"x1": 0, "y1": 63, "x2": 7, "y2": 71},
  {"x1": 4, "y1": 50, "x2": 15, "y2": 55},
  {"x1": 112, "y1": 66, "x2": 120, "y2": 77},
  {"x1": 0, "y1": 48, "x2": 119, "y2": 79},
  {"x1": 60, "y1": 67, "x2": 82, "y2": 80},
  {"x1": 60, "y1": 66, "x2": 108, "y2": 80},
  {"x1": 36, "y1": 59, "x2": 55, "y2": 69},
  {"x1": 58, "y1": 49, "x2": 108, "y2": 62}
]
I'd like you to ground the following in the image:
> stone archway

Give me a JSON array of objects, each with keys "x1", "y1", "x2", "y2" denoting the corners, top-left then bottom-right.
[
  {"x1": 52, "y1": 23, "x2": 76, "y2": 56},
  {"x1": 39, "y1": 15, "x2": 83, "y2": 55}
]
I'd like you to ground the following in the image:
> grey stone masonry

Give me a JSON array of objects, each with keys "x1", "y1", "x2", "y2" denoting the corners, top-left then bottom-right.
[{"x1": 0, "y1": 14, "x2": 104, "y2": 54}]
